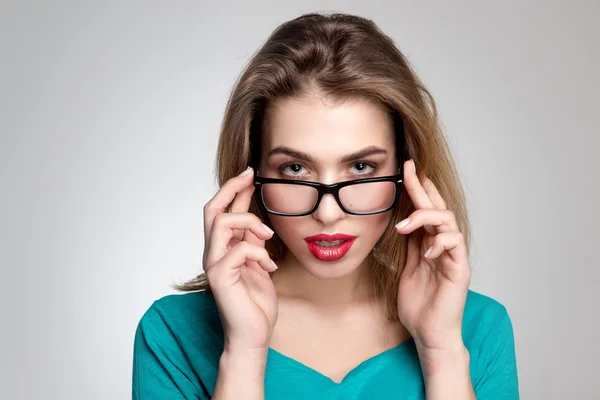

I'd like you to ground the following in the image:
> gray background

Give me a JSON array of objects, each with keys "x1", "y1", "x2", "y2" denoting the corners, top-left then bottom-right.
[{"x1": 1, "y1": 1, "x2": 598, "y2": 399}]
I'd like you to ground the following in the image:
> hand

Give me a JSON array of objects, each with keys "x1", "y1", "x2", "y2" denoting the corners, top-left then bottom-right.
[
  {"x1": 395, "y1": 159, "x2": 471, "y2": 353},
  {"x1": 203, "y1": 166, "x2": 279, "y2": 355}
]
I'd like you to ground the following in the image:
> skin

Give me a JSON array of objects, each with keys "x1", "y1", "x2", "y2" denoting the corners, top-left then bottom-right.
[{"x1": 209, "y1": 92, "x2": 475, "y2": 399}]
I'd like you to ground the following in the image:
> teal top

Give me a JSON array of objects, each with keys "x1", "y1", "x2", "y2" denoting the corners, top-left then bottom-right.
[{"x1": 132, "y1": 290, "x2": 519, "y2": 399}]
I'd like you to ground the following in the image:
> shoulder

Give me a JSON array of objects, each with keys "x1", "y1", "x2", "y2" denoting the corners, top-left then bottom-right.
[
  {"x1": 135, "y1": 290, "x2": 224, "y2": 353},
  {"x1": 146, "y1": 290, "x2": 220, "y2": 322},
  {"x1": 463, "y1": 289, "x2": 510, "y2": 325},
  {"x1": 133, "y1": 292, "x2": 223, "y2": 398},
  {"x1": 462, "y1": 290, "x2": 520, "y2": 395},
  {"x1": 462, "y1": 289, "x2": 517, "y2": 363}
]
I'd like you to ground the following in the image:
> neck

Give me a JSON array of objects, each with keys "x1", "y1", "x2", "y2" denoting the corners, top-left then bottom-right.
[{"x1": 271, "y1": 251, "x2": 374, "y2": 309}]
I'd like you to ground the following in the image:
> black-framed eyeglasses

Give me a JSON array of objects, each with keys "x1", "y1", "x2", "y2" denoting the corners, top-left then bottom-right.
[{"x1": 253, "y1": 171, "x2": 404, "y2": 217}]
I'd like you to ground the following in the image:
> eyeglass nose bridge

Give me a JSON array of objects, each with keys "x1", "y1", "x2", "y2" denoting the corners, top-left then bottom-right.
[
  {"x1": 318, "y1": 181, "x2": 343, "y2": 193},
  {"x1": 311, "y1": 183, "x2": 344, "y2": 212}
]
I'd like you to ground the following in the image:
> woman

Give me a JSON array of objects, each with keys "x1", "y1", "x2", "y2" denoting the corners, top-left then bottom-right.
[{"x1": 132, "y1": 12, "x2": 519, "y2": 399}]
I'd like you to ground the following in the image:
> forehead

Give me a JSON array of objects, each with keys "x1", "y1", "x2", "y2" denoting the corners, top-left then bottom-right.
[{"x1": 261, "y1": 94, "x2": 395, "y2": 158}]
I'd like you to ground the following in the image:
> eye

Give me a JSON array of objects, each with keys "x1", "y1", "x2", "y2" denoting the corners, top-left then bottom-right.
[
  {"x1": 281, "y1": 163, "x2": 308, "y2": 176},
  {"x1": 350, "y1": 162, "x2": 375, "y2": 175}
]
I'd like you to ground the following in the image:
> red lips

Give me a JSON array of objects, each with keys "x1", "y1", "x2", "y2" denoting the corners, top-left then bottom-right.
[
  {"x1": 303, "y1": 233, "x2": 357, "y2": 262},
  {"x1": 304, "y1": 233, "x2": 356, "y2": 242}
]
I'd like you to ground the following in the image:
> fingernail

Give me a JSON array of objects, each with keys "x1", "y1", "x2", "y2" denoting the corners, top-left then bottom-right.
[
  {"x1": 239, "y1": 166, "x2": 252, "y2": 177},
  {"x1": 271, "y1": 259, "x2": 278, "y2": 270},
  {"x1": 395, "y1": 218, "x2": 410, "y2": 229},
  {"x1": 262, "y1": 223, "x2": 274, "y2": 235},
  {"x1": 410, "y1": 159, "x2": 416, "y2": 173},
  {"x1": 424, "y1": 246, "x2": 433, "y2": 258}
]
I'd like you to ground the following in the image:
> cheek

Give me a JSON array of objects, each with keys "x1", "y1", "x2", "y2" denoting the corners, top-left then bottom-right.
[
  {"x1": 360, "y1": 212, "x2": 393, "y2": 241},
  {"x1": 269, "y1": 215, "x2": 305, "y2": 242}
]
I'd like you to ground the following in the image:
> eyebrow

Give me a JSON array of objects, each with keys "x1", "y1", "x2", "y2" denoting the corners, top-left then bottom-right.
[{"x1": 267, "y1": 145, "x2": 388, "y2": 163}]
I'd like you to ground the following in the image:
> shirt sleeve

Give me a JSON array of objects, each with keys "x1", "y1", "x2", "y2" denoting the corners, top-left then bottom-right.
[
  {"x1": 472, "y1": 306, "x2": 520, "y2": 399},
  {"x1": 132, "y1": 301, "x2": 207, "y2": 400}
]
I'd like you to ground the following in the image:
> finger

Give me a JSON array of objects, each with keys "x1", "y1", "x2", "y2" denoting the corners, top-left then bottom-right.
[
  {"x1": 395, "y1": 209, "x2": 459, "y2": 236},
  {"x1": 230, "y1": 185, "x2": 255, "y2": 214},
  {"x1": 242, "y1": 224, "x2": 266, "y2": 247},
  {"x1": 422, "y1": 176, "x2": 447, "y2": 210},
  {"x1": 423, "y1": 232, "x2": 470, "y2": 281},
  {"x1": 402, "y1": 228, "x2": 425, "y2": 278},
  {"x1": 206, "y1": 242, "x2": 278, "y2": 286},
  {"x1": 241, "y1": 223, "x2": 268, "y2": 272},
  {"x1": 229, "y1": 180, "x2": 268, "y2": 271},
  {"x1": 403, "y1": 159, "x2": 436, "y2": 210},
  {"x1": 205, "y1": 213, "x2": 274, "y2": 267},
  {"x1": 203, "y1": 167, "x2": 254, "y2": 241},
  {"x1": 229, "y1": 185, "x2": 256, "y2": 241}
]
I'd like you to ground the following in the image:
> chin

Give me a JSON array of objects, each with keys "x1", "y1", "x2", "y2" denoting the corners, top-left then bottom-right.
[
  {"x1": 292, "y1": 248, "x2": 369, "y2": 279},
  {"x1": 304, "y1": 261, "x2": 363, "y2": 279}
]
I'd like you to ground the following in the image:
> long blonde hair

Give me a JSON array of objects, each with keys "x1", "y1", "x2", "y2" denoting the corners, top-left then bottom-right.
[{"x1": 176, "y1": 12, "x2": 470, "y2": 322}]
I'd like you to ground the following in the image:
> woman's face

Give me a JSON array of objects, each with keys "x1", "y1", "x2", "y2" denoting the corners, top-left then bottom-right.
[{"x1": 258, "y1": 93, "x2": 398, "y2": 279}]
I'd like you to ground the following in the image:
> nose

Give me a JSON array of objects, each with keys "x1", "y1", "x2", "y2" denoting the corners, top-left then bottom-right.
[{"x1": 311, "y1": 193, "x2": 346, "y2": 225}]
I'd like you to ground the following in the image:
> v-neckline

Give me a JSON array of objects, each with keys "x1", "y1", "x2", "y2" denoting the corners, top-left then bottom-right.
[{"x1": 267, "y1": 337, "x2": 416, "y2": 385}]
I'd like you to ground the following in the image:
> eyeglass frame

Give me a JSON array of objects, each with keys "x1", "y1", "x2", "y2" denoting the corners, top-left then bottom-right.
[{"x1": 253, "y1": 169, "x2": 404, "y2": 217}]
